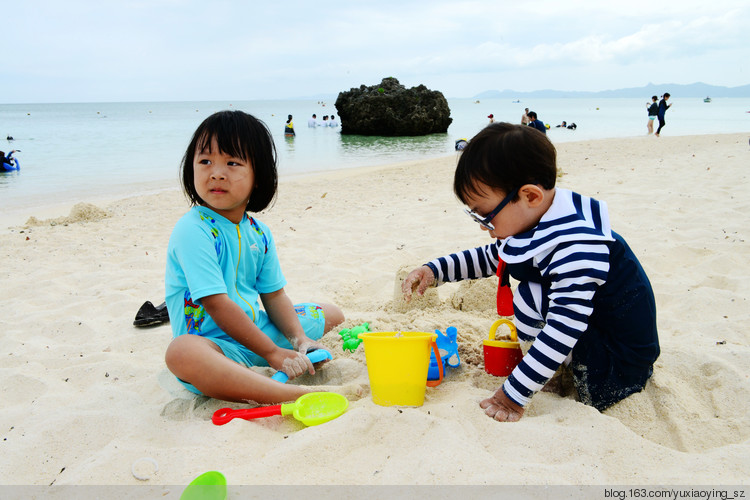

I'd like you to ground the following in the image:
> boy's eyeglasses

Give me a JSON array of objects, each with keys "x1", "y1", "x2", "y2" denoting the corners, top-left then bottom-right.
[{"x1": 463, "y1": 187, "x2": 519, "y2": 231}]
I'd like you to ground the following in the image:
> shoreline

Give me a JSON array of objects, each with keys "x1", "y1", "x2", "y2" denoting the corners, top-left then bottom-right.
[
  {"x1": 2, "y1": 131, "x2": 746, "y2": 230},
  {"x1": 1, "y1": 132, "x2": 749, "y2": 485}
]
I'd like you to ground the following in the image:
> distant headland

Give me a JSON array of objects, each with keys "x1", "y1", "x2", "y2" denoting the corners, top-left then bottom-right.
[{"x1": 474, "y1": 82, "x2": 750, "y2": 99}]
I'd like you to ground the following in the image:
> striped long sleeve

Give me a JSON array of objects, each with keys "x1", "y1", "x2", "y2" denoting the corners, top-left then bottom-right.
[
  {"x1": 499, "y1": 189, "x2": 614, "y2": 407},
  {"x1": 425, "y1": 241, "x2": 502, "y2": 283},
  {"x1": 502, "y1": 239, "x2": 610, "y2": 406}
]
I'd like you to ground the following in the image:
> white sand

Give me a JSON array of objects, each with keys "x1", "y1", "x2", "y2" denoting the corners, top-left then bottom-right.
[{"x1": 1, "y1": 133, "x2": 749, "y2": 487}]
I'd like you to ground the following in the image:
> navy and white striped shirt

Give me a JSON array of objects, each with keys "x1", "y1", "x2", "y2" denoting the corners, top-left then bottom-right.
[{"x1": 427, "y1": 189, "x2": 616, "y2": 407}]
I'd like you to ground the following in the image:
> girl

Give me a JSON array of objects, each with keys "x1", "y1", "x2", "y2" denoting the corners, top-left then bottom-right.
[
  {"x1": 284, "y1": 114, "x2": 295, "y2": 136},
  {"x1": 646, "y1": 95, "x2": 658, "y2": 134},
  {"x1": 164, "y1": 110, "x2": 344, "y2": 403}
]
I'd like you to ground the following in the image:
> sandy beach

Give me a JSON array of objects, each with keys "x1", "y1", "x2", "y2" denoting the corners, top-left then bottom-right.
[{"x1": 1, "y1": 133, "x2": 749, "y2": 491}]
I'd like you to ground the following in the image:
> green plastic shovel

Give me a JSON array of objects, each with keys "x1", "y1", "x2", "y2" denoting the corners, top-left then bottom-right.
[{"x1": 180, "y1": 471, "x2": 227, "y2": 500}]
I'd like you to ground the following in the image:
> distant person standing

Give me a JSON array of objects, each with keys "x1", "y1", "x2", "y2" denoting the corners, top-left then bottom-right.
[
  {"x1": 329, "y1": 114, "x2": 339, "y2": 127},
  {"x1": 488, "y1": 114, "x2": 495, "y2": 124},
  {"x1": 308, "y1": 114, "x2": 318, "y2": 127},
  {"x1": 321, "y1": 115, "x2": 329, "y2": 126},
  {"x1": 285, "y1": 115, "x2": 295, "y2": 136},
  {"x1": 527, "y1": 111, "x2": 546, "y2": 134},
  {"x1": 521, "y1": 108, "x2": 530, "y2": 125},
  {"x1": 655, "y1": 93, "x2": 672, "y2": 137},
  {"x1": 646, "y1": 96, "x2": 658, "y2": 135}
]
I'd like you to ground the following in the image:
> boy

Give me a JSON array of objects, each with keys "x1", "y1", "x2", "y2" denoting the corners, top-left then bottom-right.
[{"x1": 402, "y1": 122, "x2": 659, "y2": 422}]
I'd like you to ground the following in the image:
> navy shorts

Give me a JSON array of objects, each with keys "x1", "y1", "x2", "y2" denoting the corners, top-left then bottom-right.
[{"x1": 568, "y1": 328, "x2": 654, "y2": 411}]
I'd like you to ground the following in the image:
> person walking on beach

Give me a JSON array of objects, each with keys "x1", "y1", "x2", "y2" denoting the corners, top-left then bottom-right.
[
  {"x1": 527, "y1": 111, "x2": 546, "y2": 134},
  {"x1": 655, "y1": 93, "x2": 672, "y2": 137},
  {"x1": 164, "y1": 110, "x2": 345, "y2": 404},
  {"x1": 401, "y1": 122, "x2": 659, "y2": 422},
  {"x1": 521, "y1": 108, "x2": 530, "y2": 125},
  {"x1": 285, "y1": 114, "x2": 295, "y2": 136},
  {"x1": 646, "y1": 96, "x2": 659, "y2": 135}
]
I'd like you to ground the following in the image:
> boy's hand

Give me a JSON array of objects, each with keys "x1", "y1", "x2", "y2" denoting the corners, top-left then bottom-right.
[
  {"x1": 401, "y1": 266, "x2": 435, "y2": 302},
  {"x1": 480, "y1": 388, "x2": 525, "y2": 422}
]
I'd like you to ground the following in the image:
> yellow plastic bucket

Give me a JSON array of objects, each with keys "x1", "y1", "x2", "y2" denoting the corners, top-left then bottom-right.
[{"x1": 358, "y1": 331, "x2": 441, "y2": 407}]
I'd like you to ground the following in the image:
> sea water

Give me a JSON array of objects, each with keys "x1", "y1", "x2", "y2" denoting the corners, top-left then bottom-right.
[{"x1": 1, "y1": 97, "x2": 749, "y2": 214}]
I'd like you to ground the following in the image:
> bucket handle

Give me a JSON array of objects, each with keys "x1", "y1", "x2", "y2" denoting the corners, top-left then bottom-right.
[
  {"x1": 426, "y1": 340, "x2": 443, "y2": 387},
  {"x1": 488, "y1": 319, "x2": 518, "y2": 342}
]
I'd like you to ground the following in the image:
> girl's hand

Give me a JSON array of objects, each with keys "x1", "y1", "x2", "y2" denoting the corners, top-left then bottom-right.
[
  {"x1": 267, "y1": 348, "x2": 314, "y2": 380},
  {"x1": 296, "y1": 338, "x2": 330, "y2": 370},
  {"x1": 297, "y1": 338, "x2": 327, "y2": 357},
  {"x1": 480, "y1": 388, "x2": 525, "y2": 422},
  {"x1": 401, "y1": 266, "x2": 436, "y2": 302}
]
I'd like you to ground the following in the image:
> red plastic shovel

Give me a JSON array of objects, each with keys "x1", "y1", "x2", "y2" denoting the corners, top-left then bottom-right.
[{"x1": 212, "y1": 392, "x2": 348, "y2": 427}]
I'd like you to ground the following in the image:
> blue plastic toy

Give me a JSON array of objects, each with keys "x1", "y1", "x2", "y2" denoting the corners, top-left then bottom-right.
[
  {"x1": 338, "y1": 322, "x2": 370, "y2": 352},
  {"x1": 271, "y1": 349, "x2": 332, "y2": 383},
  {"x1": 428, "y1": 327, "x2": 460, "y2": 380}
]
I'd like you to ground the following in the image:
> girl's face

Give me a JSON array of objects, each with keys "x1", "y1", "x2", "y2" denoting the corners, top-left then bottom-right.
[{"x1": 193, "y1": 137, "x2": 254, "y2": 224}]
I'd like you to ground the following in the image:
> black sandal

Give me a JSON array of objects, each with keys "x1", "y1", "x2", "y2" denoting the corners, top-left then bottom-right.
[{"x1": 133, "y1": 301, "x2": 169, "y2": 327}]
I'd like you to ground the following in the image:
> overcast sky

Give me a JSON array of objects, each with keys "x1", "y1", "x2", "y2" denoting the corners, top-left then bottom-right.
[{"x1": 3, "y1": 0, "x2": 748, "y2": 103}]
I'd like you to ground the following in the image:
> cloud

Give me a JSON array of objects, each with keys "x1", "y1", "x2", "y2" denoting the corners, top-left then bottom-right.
[{"x1": 2, "y1": 0, "x2": 747, "y2": 102}]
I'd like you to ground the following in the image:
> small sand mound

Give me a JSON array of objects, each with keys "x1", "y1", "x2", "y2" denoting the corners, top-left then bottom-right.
[
  {"x1": 388, "y1": 265, "x2": 441, "y2": 313},
  {"x1": 25, "y1": 202, "x2": 109, "y2": 227},
  {"x1": 449, "y1": 275, "x2": 499, "y2": 312}
]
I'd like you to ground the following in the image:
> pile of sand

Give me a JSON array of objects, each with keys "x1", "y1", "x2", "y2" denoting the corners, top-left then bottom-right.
[{"x1": 24, "y1": 202, "x2": 109, "y2": 227}]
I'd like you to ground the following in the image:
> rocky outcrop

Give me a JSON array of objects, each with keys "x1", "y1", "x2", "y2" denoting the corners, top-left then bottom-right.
[{"x1": 334, "y1": 77, "x2": 452, "y2": 136}]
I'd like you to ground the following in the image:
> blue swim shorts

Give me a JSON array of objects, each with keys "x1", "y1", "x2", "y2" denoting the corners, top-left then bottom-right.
[{"x1": 178, "y1": 302, "x2": 326, "y2": 395}]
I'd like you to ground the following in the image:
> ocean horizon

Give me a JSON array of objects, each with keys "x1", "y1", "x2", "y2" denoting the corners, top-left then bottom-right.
[{"x1": 2, "y1": 97, "x2": 749, "y2": 217}]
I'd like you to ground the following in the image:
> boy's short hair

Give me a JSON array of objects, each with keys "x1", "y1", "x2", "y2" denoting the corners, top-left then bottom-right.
[
  {"x1": 454, "y1": 122, "x2": 557, "y2": 204},
  {"x1": 527, "y1": 111, "x2": 537, "y2": 119},
  {"x1": 181, "y1": 110, "x2": 278, "y2": 212}
]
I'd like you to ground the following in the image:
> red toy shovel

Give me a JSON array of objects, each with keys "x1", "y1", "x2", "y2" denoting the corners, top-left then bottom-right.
[{"x1": 212, "y1": 392, "x2": 348, "y2": 427}]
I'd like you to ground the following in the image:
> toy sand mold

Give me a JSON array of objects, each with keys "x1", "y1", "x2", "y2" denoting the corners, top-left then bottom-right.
[{"x1": 483, "y1": 319, "x2": 523, "y2": 377}]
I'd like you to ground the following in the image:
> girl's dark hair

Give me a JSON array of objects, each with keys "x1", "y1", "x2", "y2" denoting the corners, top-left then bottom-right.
[
  {"x1": 454, "y1": 122, "x2": 557, "y2": 204},
  {"x1": 181, "y1": 110, "x2": 278, "y2": 212}
]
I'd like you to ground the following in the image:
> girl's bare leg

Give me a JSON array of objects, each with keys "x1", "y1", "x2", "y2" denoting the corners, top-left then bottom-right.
[
  {"x1": 165, "y1": 302, "x2": 345, "y2": 404},
  {"x1": 165, "y1": 334, "x2": 313, "y2": 404}
]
